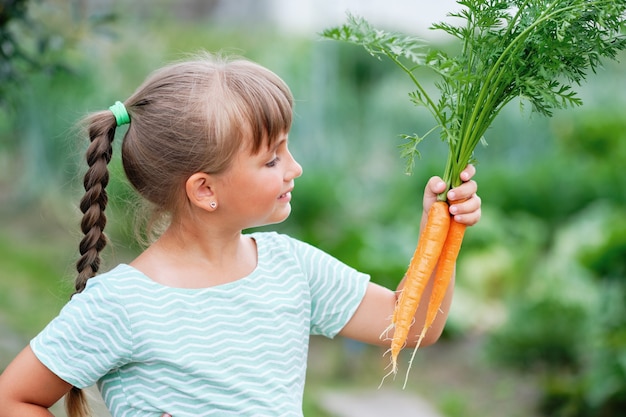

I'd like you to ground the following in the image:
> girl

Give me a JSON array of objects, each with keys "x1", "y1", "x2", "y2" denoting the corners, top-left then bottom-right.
[{"x1": 0, "y1": 52, "x2": 481, "y2": 417}]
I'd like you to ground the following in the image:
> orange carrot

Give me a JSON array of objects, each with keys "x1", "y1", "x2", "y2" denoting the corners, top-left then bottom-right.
[
  {"x1": 414, "y1": 218, "x2": 466, "y2": 350},
  {"x1": 397, "y1": 213, "x2": 466, "y2": 388},
  {"x1": 383, "y1": 200, "x2": 450, "y2": 379}
]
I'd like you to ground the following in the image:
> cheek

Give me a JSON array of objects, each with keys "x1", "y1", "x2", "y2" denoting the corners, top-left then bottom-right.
[
  {"x1": 257, "y1": 178, "x2": 282, "y2": 201},
  {"x1": 236, "y1": 174, "x2": 275, "y2": 200},
  {"x1": 257, "y1": 170, "x2": 283, "y2": 189},
  {"x1": 225, "y1": 169, "x2": 282, "y2": 207}
]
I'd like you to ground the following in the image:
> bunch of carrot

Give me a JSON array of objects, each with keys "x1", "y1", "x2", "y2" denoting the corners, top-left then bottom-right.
[
  {"x1": 384, "y1": 200, "x2": 466, "y2": 384},
  {"x1": 324, "y1": 0, "x2": 626, "y2": 386}
]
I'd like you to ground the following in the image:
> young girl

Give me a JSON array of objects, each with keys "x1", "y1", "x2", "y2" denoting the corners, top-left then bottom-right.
[{"x1": 0, "y1": 52, "x2": 481, "y2": 417}]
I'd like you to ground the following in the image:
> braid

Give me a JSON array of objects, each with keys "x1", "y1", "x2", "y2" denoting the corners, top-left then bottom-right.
[
  {"x1": 65, "y1": 112, "x2": 117, "y2": 417},
  {"x1": 65, "y1": 386, "x2": 92, "y2": 417},
  {"x1": 75, "y1": 114, "x2": 115, "y2": 294}
]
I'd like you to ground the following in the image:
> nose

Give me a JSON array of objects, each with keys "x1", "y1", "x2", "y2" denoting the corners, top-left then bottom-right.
[{"x1": 286, "y1": 150, "x2": 303, "y2": 180}]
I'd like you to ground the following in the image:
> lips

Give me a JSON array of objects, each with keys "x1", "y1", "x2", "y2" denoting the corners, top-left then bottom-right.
[{"x1": 279, "y1": 188, "x2": 293, "y2": 200}]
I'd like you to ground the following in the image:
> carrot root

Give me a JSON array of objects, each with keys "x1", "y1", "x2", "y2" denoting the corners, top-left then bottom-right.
[
  {"x1": 382, "y1": 202, "x2": 468, "y2": 388},
  {"x1": 420, "y1": 219, "x2": 467, "y2": 338},
  {"x1": 387, "y1": 201, "x2": 451, "y2": 376},
  {"x1": 402, "y1": 218, "x2": 467, "y2": 387}
]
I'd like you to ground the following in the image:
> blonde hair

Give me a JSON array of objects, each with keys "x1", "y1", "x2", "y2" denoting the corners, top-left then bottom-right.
[{"x1": 68, "y1": 52, "x2": 294, "y2": 416}]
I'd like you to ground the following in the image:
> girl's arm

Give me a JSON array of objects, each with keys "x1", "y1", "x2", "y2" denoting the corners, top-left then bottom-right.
[
  {"x1": 338, "y1": 165, "x2": 480, "y2": 347},
  {"x1": 0, "y1": 346, "x2": 72, "y2": 417},
  {"x1": 0, "y1": 347, "x2": 175, "y2": 417}
]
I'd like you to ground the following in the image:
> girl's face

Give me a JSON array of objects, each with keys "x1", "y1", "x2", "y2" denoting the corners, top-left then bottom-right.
[{"x1": 215, "y1": 132, "x2": 303, "y2": 230}]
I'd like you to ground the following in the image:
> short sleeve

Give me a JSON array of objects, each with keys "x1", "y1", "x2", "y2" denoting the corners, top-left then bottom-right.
[
  {"x1": 287, "y1": 237, "x2": 370, "y2": 338},
  {"x1": 30, "y1": 277, "x2": 132, "y2": 388}
]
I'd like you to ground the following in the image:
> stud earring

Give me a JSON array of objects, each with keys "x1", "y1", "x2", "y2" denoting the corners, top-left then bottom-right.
[{"x1": 210, "y1": 201, "x2": 217, "y2": 209}]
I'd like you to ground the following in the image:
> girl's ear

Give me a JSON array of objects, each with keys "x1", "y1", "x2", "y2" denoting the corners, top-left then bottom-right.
[{"x1": 185, "y1": 173, "x2": 217, "y2": 211}]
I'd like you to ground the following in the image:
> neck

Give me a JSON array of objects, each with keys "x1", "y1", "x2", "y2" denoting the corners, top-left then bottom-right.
[
  {"x1": 130, "y1": 220, "x2": 257, "y2": 288},
  {"x1": 161, "y1": 219, "x2": 242, "y2": 259}
]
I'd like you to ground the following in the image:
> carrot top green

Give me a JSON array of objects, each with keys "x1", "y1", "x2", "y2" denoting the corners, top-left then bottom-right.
[{"x1": 323, "y1": 0, "x2": 626, "y2": 200}]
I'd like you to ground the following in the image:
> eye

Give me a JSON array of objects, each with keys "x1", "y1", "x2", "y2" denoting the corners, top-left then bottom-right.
[{"x1": 266, "y1": 157, "x2": 280, "y2": 168}]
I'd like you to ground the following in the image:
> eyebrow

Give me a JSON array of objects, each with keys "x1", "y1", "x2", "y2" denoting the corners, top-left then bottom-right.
[{"x1": 269, "y1": 137, "x2": 287, "y2": 153}]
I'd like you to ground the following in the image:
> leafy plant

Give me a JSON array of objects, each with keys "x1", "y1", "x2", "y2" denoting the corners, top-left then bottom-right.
[
  {"x1": 322, "y1": 0, "x2": 626, "y2": 405},
  {"x1": 322, "y1": 0, "x2": 626, "y2": 196}
]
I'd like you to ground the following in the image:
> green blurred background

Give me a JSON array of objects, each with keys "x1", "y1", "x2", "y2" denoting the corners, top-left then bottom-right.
[{"x1": 1, "y1": 1, "x2": 625, "y2": 416}]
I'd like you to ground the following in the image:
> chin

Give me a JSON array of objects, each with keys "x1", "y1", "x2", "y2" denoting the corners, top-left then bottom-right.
[
  {"x1": 268, "y1": 206, "x2": 292, "y2": 226},
  {"x1": 250, "y1": 208, "x2": 292, "y2": 229}
]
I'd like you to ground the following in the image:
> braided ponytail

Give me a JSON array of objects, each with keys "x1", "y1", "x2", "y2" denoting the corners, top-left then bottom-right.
[
  {"x1": 66, "y1": 109, "x2": 119, "y2": 417},
  {"x1": 75, "y1": 111, "x2": 116, "y2": 293}
]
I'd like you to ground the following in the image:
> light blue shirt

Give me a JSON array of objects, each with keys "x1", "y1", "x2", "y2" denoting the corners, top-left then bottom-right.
[{"x1": 31, "y1": 232, "x2": 370, "y2": 416}]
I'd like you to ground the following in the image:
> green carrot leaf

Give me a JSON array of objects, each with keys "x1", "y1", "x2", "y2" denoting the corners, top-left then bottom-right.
[{"x1": 323, "y1": 0, "x2": 626, "y2": 197}]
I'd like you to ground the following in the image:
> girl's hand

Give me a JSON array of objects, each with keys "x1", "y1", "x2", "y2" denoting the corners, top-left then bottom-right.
[{"x1": 422, "y1": 164, "x2": 481, "y2": 226}]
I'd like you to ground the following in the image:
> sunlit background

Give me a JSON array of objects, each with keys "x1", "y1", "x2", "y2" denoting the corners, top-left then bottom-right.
[{"x1": 1, "y1": 1, "x2": 625, "y2": 416}]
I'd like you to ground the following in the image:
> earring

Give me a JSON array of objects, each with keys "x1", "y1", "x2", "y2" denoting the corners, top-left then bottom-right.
[{"x1": 210, "y1": 201, "x2": 217, "y2": 209}]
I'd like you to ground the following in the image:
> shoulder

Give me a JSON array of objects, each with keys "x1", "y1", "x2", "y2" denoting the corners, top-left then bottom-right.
[
  {"x1": 249, "y1": 230, "x2": 296, "y2": 245},
  {"x1": 250, "y1": 231, "x2": 361, "y2": 276},
  {"x1": 249, "y1": 232, "x2": 312, "y2": 249},
  {"x1": 249, "y1": 231, "x2": 321, "y2": 258},
  {"x1": 73, "y1": 264, "x2": 150, "y2": 303}
]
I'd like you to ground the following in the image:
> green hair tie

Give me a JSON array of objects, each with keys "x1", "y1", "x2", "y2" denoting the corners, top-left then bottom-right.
[{"x1": 108, "y1": 101, "x2": 130, "y2": 126}]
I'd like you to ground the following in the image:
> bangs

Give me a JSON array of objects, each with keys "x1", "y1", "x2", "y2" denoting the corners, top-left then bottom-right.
[{"x1": 224, "y1": 60, "x2": 294, "y2": 154}]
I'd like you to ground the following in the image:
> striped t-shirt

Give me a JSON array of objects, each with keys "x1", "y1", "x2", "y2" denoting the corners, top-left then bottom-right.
[{"x1": 31, "y1": 232, "x2": 370, "y2": 417}]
